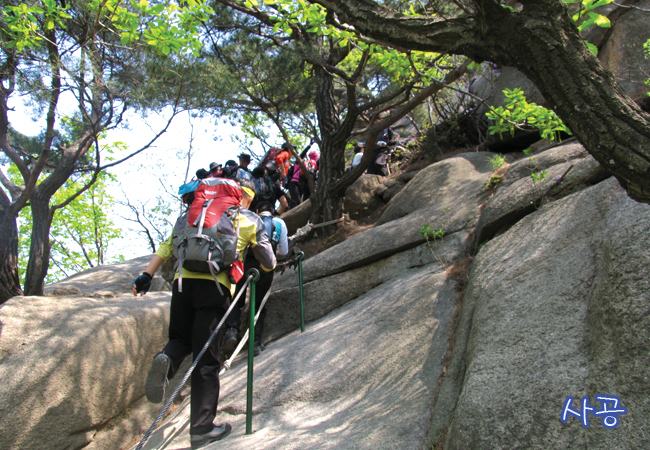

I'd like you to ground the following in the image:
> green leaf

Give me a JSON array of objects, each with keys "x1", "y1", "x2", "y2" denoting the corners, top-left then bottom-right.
[
  {"x1": 592, "y1": 12, "x2": 611, "y2": 27},
  {"x1": 586, "y1": 41, "x2": 599, "y2": 55}
]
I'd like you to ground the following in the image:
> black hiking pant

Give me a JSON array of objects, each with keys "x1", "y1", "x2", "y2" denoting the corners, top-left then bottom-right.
[
  {"x1": 225, "y1": 255, "x2": 274, "y2": 345},
  {"x1": 287, "y1": 180, "x2": 301, "y2": 209},
  {"x1": 163, "y1": 279, "x2": 229, "y2": 435}
]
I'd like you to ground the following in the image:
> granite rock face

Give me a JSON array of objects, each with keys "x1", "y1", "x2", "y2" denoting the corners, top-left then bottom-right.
[
  {"x1": 473, "y1": 143, "x2": 610, "y2": 249},
  {"x1": 0, "y1": 293, "x2": 171, "y2": 450},
  {"x1": 44, "y1": 255, "x2": 170, "y2": 296},
  {"x1": 433, "y1": 178, "x2": 650, "y2": 449}
]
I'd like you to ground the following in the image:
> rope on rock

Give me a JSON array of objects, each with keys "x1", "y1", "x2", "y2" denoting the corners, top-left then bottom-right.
[
  {"x1": 289, "y1": 214, "x2": 350, "y2": 242},
  {"x1": 134, "y1": 274, "x2": 254, "y2": 450}
]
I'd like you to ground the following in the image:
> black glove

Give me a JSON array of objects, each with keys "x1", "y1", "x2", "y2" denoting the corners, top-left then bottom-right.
[{"x1": 133, "y1": 272, "x2": 153, "y2": 295}]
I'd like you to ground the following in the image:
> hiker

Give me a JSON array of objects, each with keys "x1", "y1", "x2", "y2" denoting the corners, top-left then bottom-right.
[
  {"x1": 367, "y1": 141, "x2": 392, "y2": 176},
  {"x1": 286, "y1": 150, "x2": 317, "y2": 209},
  {"x1": 350, "y1": 142, "x2": 364, "y2": 170},
  {"x1": 219, "y1": 160, "x2": 239, "y2": 179},
  {"x1": 207, "y1": 162, "x2": 221, "y2": 178},
  {"x1": 222, "y1": 200, "x2": 289, "y2": 356},
  {"x1": 377, "y1": 126, "x2": 397, "y2": 145},
  {"x1": 258, "y1": 144, "x2": 291, "y2": 183},
  {"x1": 301, "y1": 150, "x2": 319, "y2": 202},
  {"x1": 236, "y1": 153, "x2": 253, "y2": 180},
  {"x1": 276, "y1": 143, "x2": 292, "y2": 181},
  {"x1": 251, "y1": 167, "x2": 289, "y2": 214},
  {"x1": 132, "y1": 178, "x2": 275, "y2": 450}
]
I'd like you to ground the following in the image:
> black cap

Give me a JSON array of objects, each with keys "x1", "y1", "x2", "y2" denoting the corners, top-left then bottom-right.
[
  {"x1": 225, "y1": 160, "x2": 237, "y2": 167},
  {"x1": 238, "y1": 153, "x2": 251, "y2": 162}
]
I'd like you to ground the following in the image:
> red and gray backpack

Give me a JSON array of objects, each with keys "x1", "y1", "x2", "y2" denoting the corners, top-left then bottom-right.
[{"x1": 172, "y1": 178, "x2": 243, "y2": 293}]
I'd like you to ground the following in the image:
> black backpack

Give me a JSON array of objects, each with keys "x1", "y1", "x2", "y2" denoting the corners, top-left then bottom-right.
[{"x1": 221, "y1": 165, "x2": 239, "y2": 179}]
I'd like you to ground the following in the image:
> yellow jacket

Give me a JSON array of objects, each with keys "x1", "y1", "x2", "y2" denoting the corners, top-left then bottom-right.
[{"x1": 155, "y1": 207, "x2": 276, "y2": 295}]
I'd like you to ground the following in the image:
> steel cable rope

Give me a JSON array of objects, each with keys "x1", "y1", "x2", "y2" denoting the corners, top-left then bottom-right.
[{"x1": 134, "y1": 274, "x2": 254, "y2": 450}]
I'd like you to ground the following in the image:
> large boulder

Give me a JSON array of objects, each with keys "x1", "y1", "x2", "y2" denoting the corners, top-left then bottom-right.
[
  {"x1": 432, "y1": 178, "x2": 650, "y2": 449},
  {"x1": 44, "y1": 255, "x2": 170, "y2": 296},
  {"x1": 377, "y1": 151, "x2": 494, "y2": 225},
  {"x1": 473, "y1": 150, "x2": 610, "y2": 248},
  {"x1": 272, "y1": 152, "x2": 493, "y2": 290},
  {"x1": 264, "y1": 229, "x2": 469, "y2": 342},
  {"x1": 343, "y1": 174, "x2": 386, "y2": 216},
  {"x1": 0, "y1": 293, "x2": 172, "y2": 450},
  {"x1": 499, "y1": 141, "x2": 589, "y2": 188},
  {"x1": 264, "y1": 153, "x2": 494, "y2": 341}
]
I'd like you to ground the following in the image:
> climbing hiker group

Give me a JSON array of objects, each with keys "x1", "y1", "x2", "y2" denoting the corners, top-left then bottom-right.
[
  {"x1": 194, "y1": 142, "x2": 319, "y2": 214},
  {"x1": 131, "y1": 147, "x2": 299, "y2": 449},
  {"x1": 129, "y1": 129, "x2": 405, "y2": 448}
]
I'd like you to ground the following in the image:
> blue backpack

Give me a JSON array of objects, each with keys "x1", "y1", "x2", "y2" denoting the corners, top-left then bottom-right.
[{"x1": 261, "y1": 214, "x2": 280, "y2": 254}]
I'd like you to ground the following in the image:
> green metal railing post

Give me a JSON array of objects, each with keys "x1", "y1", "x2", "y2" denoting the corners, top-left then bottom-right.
[
  {"x1": 246, "y1": 268, "x2": 260, "y2": 435},
  {"x1": 296, "y1": 251, "x2": 305, "y2": 332}
]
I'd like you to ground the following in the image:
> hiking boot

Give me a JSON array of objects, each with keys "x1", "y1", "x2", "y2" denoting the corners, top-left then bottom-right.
[
  {"x1": 222, "y1": 328, "x2": 238, "y2": 357},
  {"x1": 145, "y1": 352, "x2": 171, "y2": 404},
  {"x1": 190, "y1": 423, "x2": 232, "y2": 449}
]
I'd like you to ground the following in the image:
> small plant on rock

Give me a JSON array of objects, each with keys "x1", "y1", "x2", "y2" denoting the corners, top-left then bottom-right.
[
  {"x1": 487, "y1": 154, "x2": 506, "y2": 171},
  {"x1": 531, "y1": 170, "x2": 547, "y2": 183},
  {"x1": 484, "y1": 173, "x2": 503, "y2": 190},
  {"x1": 419, "y1": 223, "x2": 447, "y2": 267},
  {"x1": 420, "y1": 223, "x2": 446, "y2": 240}
]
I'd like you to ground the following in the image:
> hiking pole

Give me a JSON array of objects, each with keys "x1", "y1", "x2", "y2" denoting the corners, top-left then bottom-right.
[
  {"x1": 220, "y1": 286, "x2": 273, "y2": 374},
  {"x1": 296, "y1": 251, "x2": 305, "y2": 332},
  {"x1": 134, "y1": 274, "x2": 254, "y2": 450},
  {"x1": 246, "y1": 268, "x2": 260, "y2": 435}
]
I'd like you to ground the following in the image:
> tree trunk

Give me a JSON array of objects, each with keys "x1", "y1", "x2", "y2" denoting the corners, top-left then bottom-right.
[
  {"x1": 23, "y1": 197, "x2": 53, "y2": 296},
  {"x1": 311, "y1": 65, "x2": 354, "y2": 228},
  {"x1": 0, "y1": 199, "x2": 23, "y2": 304}
]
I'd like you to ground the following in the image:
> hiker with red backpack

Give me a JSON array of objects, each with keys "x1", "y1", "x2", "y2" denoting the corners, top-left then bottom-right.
[
  {"x1": 258, "y1": 143, "x2": 293, "y2": 184},
  {"x1": 132, "y1": 178, "x2": 275, "y2": 450}
]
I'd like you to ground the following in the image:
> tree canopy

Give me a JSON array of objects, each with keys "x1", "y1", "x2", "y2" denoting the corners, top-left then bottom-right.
[
  {"x1": 309, "y1": 0, "x2": 650, "y2": 204},
  {"x1": 0, "y1": 0, "x2": 212, "y2": 302}
]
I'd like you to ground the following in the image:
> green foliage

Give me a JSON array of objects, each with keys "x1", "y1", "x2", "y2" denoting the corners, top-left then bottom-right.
[
  {"x1": 530, "y1": 170, "x2": 547, "y2": 183},
  {"x1": 13, "y1": 169, "x2": 124, "y2": 284},
  {"x1": 1, "y1": 0, "x2": 213, "y2": 56},
  {"x1": 419, "y1": 223, "x2": 445, "y2": 241},
  {"x1": 566, "y1": 0, "x2": 614, "y2": 30},
  {"x1": 484, "y1": 174, "x2": 503, "y2": 190},
  {"x1": 565, "y1": 0, "x2": 615, "y2": 54},
  {"x1": 1, "y1": 0, "x2": 70, "y2": 51},
  {"x1": 486, "y1": 88, "x2": 572, "y2": 142},
  {"x1": 487, "y1": 154, "x2": 506, "y2": 171}
]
